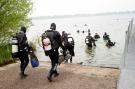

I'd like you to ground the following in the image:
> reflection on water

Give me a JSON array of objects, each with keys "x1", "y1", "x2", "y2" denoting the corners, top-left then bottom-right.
[
  {"x1": 85, "y1": 46, "x2": 95, "y2": 58},
  {"x1": 84, "y1": 46, "x2": 96, "y2": 64}
]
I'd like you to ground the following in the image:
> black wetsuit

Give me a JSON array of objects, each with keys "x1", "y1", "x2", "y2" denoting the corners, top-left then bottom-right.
[
  {"x1": 17, "y1": 31, "x2": 29, "y2": 77},
  {"x1": 106, "y1": 41, "x2": 115, "y2": 47},
  {"x1": 85, "y1": 35, "x2": 96, "y2": 48},
  {"x1": 45, "y1": 29, "x2": 64, "y2": 81},
  {"x1": 94, "y1": 34, "x2": 100, "y2": 39},
  {"x1": 103, "y1": 34, "x2": 110, "y2": 40},
  {"x1": 62, "y1": 33, "x2": 75, "y2": 62}
]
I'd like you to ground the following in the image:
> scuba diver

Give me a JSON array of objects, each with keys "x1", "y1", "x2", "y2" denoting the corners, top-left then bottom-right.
[
  {"x1": 17, "y1": 26, "x2": 30, "y2": 79},
  {"x1": 88, "y1": 29, "x2": 90, "y2": 33},
  {"x1": 94, "y1": 33, "x2": 100, "y2": 39},
  {"x1": 61, "y1": 31, "x2": 75, "y2": 63},
  {"x1": 84, "y1": 24, "x2": 87, "y2": 26},
  {"x1": 77, "y1": 30, "x2": 80, "y2": 33},
  {"x1": 103, "y1": 32, "x2": 110, "y2": 40},
  {"x1": 82, "y1": 30, "x2": 85, "y2": 33},
  {"x1": 85, "y1": 33, "x2": 96, "y2": 48},
  {"x1": 106, "y1": 39, "x2": 115, "y2": 47},
  {"x1": 42, "y1": 23, "x2": 65, "y2": 82}
]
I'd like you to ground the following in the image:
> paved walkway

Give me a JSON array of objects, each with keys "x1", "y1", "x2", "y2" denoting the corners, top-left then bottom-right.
[{"x1": 0, "y1": 62, "x2": 119, "y2": 89}]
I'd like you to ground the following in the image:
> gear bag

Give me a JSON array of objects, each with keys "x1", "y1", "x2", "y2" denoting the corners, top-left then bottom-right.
[
  {"x1": 30, "y1": 50, "x2": 39, "y2": 68},
  {"x1": 58, "y1": 47, "x2": 71, "y2": 65}
]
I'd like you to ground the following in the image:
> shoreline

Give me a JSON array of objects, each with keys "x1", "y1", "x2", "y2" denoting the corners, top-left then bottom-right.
[{"x1": 0, "y1": 61, "x2": 119, "y2": 89}]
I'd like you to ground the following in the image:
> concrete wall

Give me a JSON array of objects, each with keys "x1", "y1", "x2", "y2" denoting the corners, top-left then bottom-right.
[{"x1": 118, "y1": 19, "x2": 135, "y2": 89}]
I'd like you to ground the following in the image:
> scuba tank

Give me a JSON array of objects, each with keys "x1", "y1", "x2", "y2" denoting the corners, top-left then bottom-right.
[
  {"x1": 85, "y1": 36, "x2": 93, "y2": 48},
  {"x1": 59, "y1": 47, "x2": 63, "y2": 56},
  {"x1": 85, "y1": 38, "x2": 89, "y2": 44},
  {"x1": 42, "y1": 33, "x2": 52, "y2": 51},
  {"x1": 43, "y1": 37, "x2": 52, "y2": 51},
  {"x1": 68, "y1": 37, "x2": 73, "y2": 43},
  {"x1": 67, "y1": 34, "x2": 74, "y2": 46},
  {"x1": 11, "y1": 35, "x2": 18, "y2": 58}
]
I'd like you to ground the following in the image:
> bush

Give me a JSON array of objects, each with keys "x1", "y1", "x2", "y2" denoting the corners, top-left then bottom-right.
[
  {"x1": 0, "y1": 0, "x2": 33, "y2": 65},
  {"x1": 0, "y1": 44, "x2": 14, "y2": 66},
  {"x1": 0, "y1": 0, "x2": 33, "y2": 45}
]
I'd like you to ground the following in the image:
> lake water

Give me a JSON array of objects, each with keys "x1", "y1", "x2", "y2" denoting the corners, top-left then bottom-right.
[{"x1": 27, "y1": 13, "x2": 135, "y2": 68}]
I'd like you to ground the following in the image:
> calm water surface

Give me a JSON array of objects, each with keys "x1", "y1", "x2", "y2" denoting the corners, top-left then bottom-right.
[{"x1": 27, "y1": 13, "x2": 135, "y2": 67}]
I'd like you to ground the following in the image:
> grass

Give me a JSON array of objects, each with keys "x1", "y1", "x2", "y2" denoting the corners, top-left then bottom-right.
[{"x1": 0, "y1": 44, "x2": 15, "y2": 66}]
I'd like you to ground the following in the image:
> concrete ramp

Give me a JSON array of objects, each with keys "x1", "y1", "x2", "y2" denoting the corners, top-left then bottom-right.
[{"x1": 118, "y1": 19, "x2": 135, "y2": 89}]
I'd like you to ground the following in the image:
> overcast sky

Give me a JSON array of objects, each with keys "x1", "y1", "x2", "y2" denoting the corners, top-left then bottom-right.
[{"x1": 31, "y1": 0, "x2": 135, "y2": 17}]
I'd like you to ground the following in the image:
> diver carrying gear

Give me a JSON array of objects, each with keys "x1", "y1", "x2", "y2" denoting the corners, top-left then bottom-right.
[
  {"x1": 106, "y1": 39, "x2": 115, "y2": 47},
  {"x1": 43, "y1": 23, "x2": 65, "y2": 82},
  {"x1": 62, "y1": 31, "x2": 75, "y2": 63},
  {"x1": 103, "y1": 32, "x2": 110, "y2": 40},
  {"x1": 85, "y1": 33, "x2": 96, "y2": 48},
  {"x1": 17, "y1": 26, "x2": 29, "y2": 79}
]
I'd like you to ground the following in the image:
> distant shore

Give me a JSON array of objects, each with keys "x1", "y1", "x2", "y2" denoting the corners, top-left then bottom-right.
[{"x1": 31, "y1": 11, "x2": 135, "y2": 19}]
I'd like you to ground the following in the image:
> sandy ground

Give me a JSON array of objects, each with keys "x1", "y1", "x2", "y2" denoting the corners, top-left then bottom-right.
[{"x1": 0, "y1": 62, "x2": 119, "y2": 89}]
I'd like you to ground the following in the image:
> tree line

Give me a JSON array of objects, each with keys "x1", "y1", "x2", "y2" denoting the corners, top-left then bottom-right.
[{"x1": 0, "y1": 0, "x2": 33, "y2": 45}]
